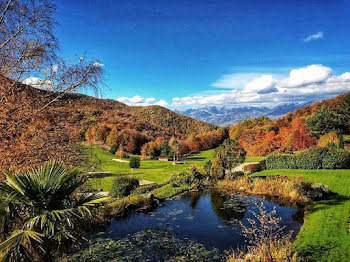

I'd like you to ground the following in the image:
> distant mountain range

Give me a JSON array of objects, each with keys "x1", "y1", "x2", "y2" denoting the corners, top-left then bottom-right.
[{"x1": 174, "y1": 102, "x2": 314, "y2": 126}]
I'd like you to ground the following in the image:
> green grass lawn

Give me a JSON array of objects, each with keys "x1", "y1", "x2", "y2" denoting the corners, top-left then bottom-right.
[
  {"x1": 244, "y1": 156, "x2": 265, "y2": 163},
  {"x1": 84, "y1": 146, "x2": 215, "y2": 191},
  {"x1": 254, "y1": 169, "x2": 350, "y2": 262}
]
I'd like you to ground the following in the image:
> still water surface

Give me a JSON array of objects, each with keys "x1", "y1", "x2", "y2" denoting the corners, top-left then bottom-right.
[{"x1": 102, "y1": 190, "x2": 303, "y2": 251}]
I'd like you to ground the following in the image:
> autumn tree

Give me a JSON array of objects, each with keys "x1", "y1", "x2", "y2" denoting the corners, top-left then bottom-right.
[
  {"x1": 116, "y1": 145, "x2": 126, "y2": 158},
  {"x1": 317, "y1": 132, "x2": 339, "y2": 147},
  {"x1": 187, "y1": 134, "x2": 201, "y2": 153},
  {"x1": 0, "y1": 0, "x2": 105, "y2": 171},
  {"x1": 155, "y1": 137, "x2": 165, "y2": 146},
  {"x1": 210, "y1": 139, "x2": 246, "y2": 179},
  {"x1": 141, "y1": 141, "x2": 158, "y2": 160}
]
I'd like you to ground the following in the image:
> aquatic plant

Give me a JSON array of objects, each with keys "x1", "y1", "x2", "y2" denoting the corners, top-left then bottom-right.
[{"x1": 67, "y1": 229, "x2": 224, "y2": 262}]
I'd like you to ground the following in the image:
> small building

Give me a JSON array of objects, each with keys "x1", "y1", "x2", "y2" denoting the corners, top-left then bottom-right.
[{"x1": 158, "y1": 157, "x2": 169, "y2": 161}]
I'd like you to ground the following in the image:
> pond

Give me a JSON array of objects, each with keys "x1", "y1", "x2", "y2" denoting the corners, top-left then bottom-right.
[{"x1": 101, "y1": 190, "x2": 304, "y2": 251}]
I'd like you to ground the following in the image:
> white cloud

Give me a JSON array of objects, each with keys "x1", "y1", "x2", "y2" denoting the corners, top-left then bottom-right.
[
  {"x1": 279, "y1": 64, "x2": 332, "y2": 88},
  {"x1": 211, "y1": 73, "x2": 263, "y2": 89},
  {"x1": 243, "y1": 75, "x2": 278, "y2": 94},
  {"x1": 154, "y1": 99, "x2": 168, "y2": 106},
  {"x1": 117, "y1": 95, "x2": 168, "y2": 107},
  {"x1": 92, "y1": 61, "x2": 104, "y2": 67},
  {"x1": 304, "y1": 31, "x2": 324, "y2": 42},
  {"x1": 171, "y1": 64, "x2": 350, "y2": 107},
  {"x1": 22, "y1": 77, "x2": 53, "y2": 89}
]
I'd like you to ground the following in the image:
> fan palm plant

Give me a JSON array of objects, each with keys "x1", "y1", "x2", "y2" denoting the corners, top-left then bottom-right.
[{"x1": 0, "y1": 160, "x2": 109, "y2": 261}]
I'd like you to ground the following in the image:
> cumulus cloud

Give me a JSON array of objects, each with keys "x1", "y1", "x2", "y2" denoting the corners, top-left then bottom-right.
[
  {"x1": 117, "y1": 95, "x2": 168, "y2": 107},
  {"x1": 304, "y1": 32, "x2": 323, "y2": 42},
  {"x1": 92, "y1": 61, "x2": 104, "y2": 67},
  {"x1": 22, "y1": 77, "x2": 53, "y2": 89},
  {"x1": 243, "y1": 75, "x2": 278, "y2": 94},
  {"x1": 171, "y1": 64, "x2": 350, "y2": 107},
  {"x1": 279, "y1": 64, "x2": 332, "y2": 88}
]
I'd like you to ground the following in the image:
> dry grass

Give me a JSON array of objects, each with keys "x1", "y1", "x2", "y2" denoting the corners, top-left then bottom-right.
[
  {"x1": 228, "y1": 238, "x2": 298, "y2": 262},
  {"x1": 217, "y1": 176, "x2": 308, "y2": 204}
]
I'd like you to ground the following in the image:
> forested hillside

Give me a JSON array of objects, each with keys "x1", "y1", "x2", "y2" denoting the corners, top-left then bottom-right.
[
  {"x1": 229, "y1": 93, "x2": 350, "y2": 156},
  {"x1": 130, "y1": 105, "x2": 217, "y2": 135},
  {"x1": 0, "y1": 77, "x2": 220, "y2": 172}
]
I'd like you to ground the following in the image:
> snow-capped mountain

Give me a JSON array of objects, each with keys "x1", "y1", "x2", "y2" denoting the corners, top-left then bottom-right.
[{"x1": 173, "y1": 102, "x2": 313, "y2": 126}]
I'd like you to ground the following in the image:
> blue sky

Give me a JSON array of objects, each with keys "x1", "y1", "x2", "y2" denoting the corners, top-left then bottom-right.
[{"x1": 53, "y1": 0, "x2": 350, "y2": 108}]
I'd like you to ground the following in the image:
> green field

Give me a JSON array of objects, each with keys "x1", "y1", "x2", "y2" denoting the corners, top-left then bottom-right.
[
  {"x1": 244, "y1": 156, "x2": 265, "y2": 163},
  {"x1": 254, "y1": 169, "x2": 350, "y2": 262},
  {"x1": 85, "y1": 146, "x2": 215, "y2": 191}
]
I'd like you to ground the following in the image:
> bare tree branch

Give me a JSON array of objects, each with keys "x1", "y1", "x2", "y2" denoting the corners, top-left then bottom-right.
[{"x1": 0, "y1": 0, "x2": 13, "y2": 24}]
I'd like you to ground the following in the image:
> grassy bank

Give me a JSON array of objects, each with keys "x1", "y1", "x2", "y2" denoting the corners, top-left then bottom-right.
[
  {"x1": 253, "y1": 169, "x2": 350, "y2": 262},
  {"x1": 83, "y1": 146, "x2": 215, "y2": 190}
]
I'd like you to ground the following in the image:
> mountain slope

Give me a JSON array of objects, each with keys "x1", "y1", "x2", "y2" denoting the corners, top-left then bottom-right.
[
  {"x1": 0, "y1": 77, "x2": 217, "y2": 171},
  {"x1": 130, "y1": 105, "x2": 217, "y2": 135}
]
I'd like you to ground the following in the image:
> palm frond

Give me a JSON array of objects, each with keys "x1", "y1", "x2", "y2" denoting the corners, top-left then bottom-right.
[{"x1": 0, "y1": 230, "x2": 43, "y2": 261}]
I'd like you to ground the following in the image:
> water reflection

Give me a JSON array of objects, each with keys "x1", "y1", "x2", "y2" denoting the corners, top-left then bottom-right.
[{"x1": 102, "y1": 190, "x2": 303, "y2": 250}]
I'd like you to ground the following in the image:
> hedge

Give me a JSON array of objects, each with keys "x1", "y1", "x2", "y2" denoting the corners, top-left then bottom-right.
[
  {"x1": 266, "y1": 146, "x2": 350, "y2": 170},
  {"x1": 266, "y1": 154, "x2": 297, "y2": 170},
  {"x1": 296, "y1": 147, "x2": 325, "y2": 169},
  {"x1": 322, "y1": 148, "x2": 350, "y2": 169}
]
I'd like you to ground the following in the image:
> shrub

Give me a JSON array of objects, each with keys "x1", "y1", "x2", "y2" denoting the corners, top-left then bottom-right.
[
  {"x1": 322, "y1": 148, "x2": 350, "y2": 169},
  {"x1": 129, "y1": 156, "x2": 141, "y2": 168},
  {"x1": 109, "y1": 144, "x2": 118, "y2": 155},
  {"x1": 225, "y1": 171, "x2": 244, "y2": 180},
  {"x1": 228, "y1": 203, "x2": 298, "y2": 262},
  {"x1": 266, "y1": 154, "x2": 297, "y2": 170},
  {"x1": 258, "y1": 159, "x2": 267, "y2": 171},
  {"x1": 296, "y1": 147, "x2": 325, "y2": 169},
  {"x1": 243, "y1": 163, "x2": 261, "y2": 174},
  {"x1": 110, "y1": 176, "x2": 139, "y2": 199},
  {"x1": 210, "y1": 139, "x2": 246, "y2": 180},
  {"x1": 204, "y1": 160, "x2": 212, "y2": 176}
]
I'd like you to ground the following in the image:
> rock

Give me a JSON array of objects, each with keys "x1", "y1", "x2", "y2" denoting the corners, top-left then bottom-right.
[
  {"x1": 147, "y1": 193, "x2": 155, "y2": 200},
  {"x1": 305, "y1": 183, "x2": 332, "y2": 200},
  {"x1": 147, "y1": 193, "x2": 160, "y2": 207}
]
